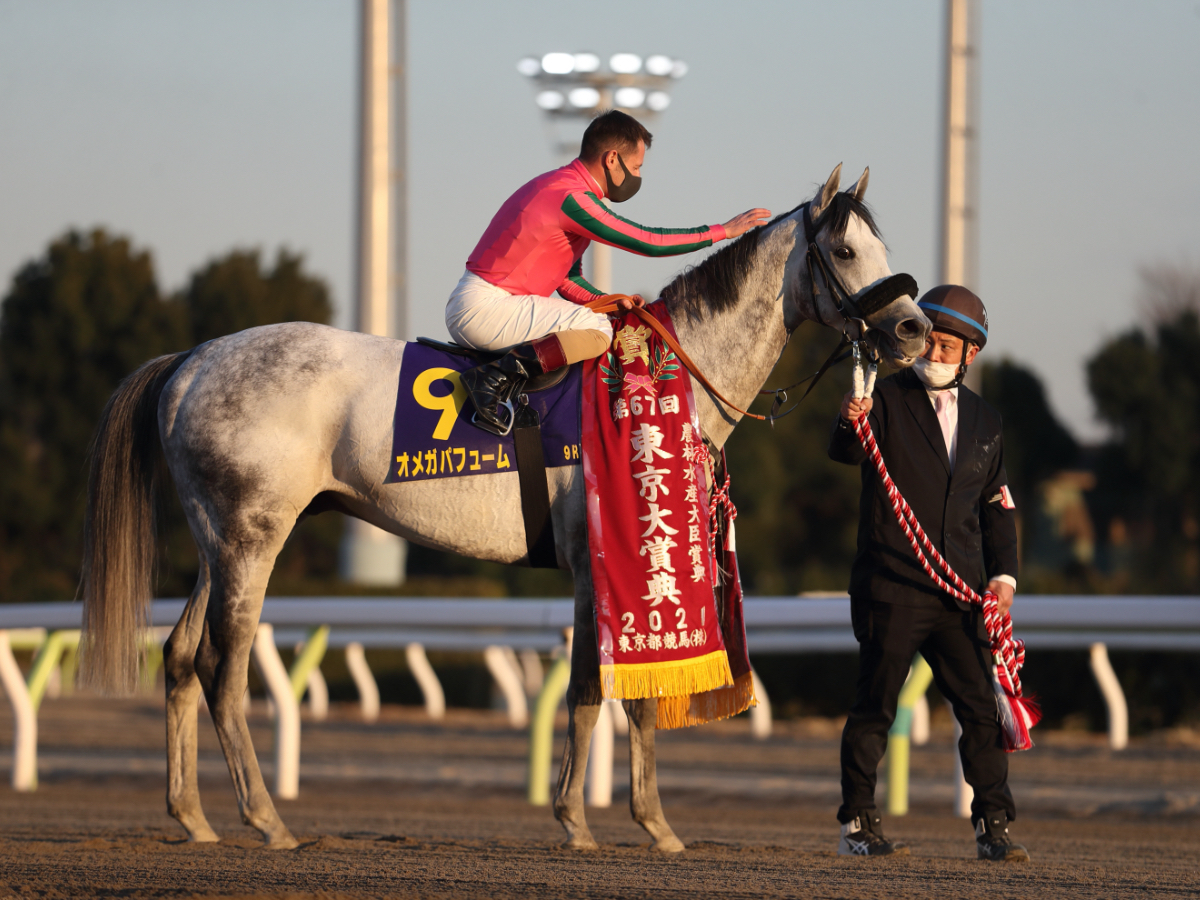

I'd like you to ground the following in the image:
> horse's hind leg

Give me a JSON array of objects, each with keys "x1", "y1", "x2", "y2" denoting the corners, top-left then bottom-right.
[
  {"x1": 164, "y1": 558, "x2": 219, "y2": 842},
  {"x1": 624, "y1": 698, "x2": 684, "y2": 852},
  {"x1": 552, "y1": 591, "x2": 602, "y2": 850},
  {"x1": 204, "y1": 542, "x2": 298, "y2": 850}
]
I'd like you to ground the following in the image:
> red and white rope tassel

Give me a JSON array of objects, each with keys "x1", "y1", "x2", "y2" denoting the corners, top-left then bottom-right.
[{"x1": 850, "y1": 343, "x2": 1040, "y2": 752}]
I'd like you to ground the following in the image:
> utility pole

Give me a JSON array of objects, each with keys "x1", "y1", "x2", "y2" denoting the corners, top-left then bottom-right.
[
  {"x1": 938, "y1": 0, "x2": 982, "y2": 393},
  {"x1": 341, "y1": 0, "x2": 407, "y2": 586},
  {"x1": 938, "y1": 0, "x2": 980, "y2": 292},
  {"x1": 392, "y1": 0, "x2": 408, "y2": 341}
]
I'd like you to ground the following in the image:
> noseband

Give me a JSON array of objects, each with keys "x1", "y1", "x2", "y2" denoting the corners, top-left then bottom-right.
[{"x1": 800, "y1": 202, "x2": 918, "y2": 336}]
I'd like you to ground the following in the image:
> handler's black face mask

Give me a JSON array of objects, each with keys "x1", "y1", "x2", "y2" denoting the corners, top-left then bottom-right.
[{"x1": 604, "y1": 154, "x2": 641, "y2": 202}]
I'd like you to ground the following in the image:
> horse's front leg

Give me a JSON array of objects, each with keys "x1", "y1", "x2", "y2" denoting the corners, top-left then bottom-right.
[
  {"x1": 624, "y1": 698, "x2": 684, "y2": 852},
  {"x1": 552, "y1": 595, "x2": 603, "y2": 850}
]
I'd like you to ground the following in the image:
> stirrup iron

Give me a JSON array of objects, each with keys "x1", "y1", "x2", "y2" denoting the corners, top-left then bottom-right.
[{"x1": 472, "y1": 397, "x2": 516, "y2": 437}]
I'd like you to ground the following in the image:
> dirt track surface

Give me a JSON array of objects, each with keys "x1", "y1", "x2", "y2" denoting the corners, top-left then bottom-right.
[{"x1": 2, "y1": 697, "x2": 1199, "y2": 899}]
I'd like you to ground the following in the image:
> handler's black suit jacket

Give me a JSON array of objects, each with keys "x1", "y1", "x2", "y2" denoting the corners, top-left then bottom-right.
[{"x1": 827, "y1": 368, "x2": 1019, "y2": 608}]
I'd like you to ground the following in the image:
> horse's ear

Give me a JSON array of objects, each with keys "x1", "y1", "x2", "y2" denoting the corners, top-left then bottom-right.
[
  {"x1": 811, "y1": 163, "x2": 842, "y2": 220},
  {"x1": 850, "y1": 166, "x2": 869, "y2": 201}
]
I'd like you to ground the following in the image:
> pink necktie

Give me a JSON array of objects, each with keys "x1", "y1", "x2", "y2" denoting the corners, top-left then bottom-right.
[{"x1": 935, "y1": 391, "x2": 954, "y2": 464}]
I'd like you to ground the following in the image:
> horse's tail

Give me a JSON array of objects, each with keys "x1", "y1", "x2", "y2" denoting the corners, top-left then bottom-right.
[{"x1": 79, "y1": 350, "x2": 191, "y2": 695}]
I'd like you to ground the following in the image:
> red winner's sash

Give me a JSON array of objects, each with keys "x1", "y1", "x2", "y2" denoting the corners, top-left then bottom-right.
[{"x1": 582, "y1": 301, "x2": 755, "y2": 729}]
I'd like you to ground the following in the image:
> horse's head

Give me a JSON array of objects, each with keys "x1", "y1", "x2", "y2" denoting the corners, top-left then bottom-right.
[{"x1": 783, "y1": 164, "x2": 930, "y2": 366}]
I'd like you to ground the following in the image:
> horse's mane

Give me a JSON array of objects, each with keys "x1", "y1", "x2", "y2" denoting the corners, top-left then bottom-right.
[{"x1": 661, "y1": 191, "x2": 883, "y2": 316}]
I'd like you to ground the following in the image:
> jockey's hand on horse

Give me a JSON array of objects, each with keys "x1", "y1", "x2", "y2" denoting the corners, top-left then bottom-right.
[
  {"x1": 722, "y1": 208, "x2": 773, "y2": 239},
  {"x1": 615, "y1": 294, "x2": 646, "y2": 311},
  {"x1": 840, "y1": 392, "x2": 873, "y2": 422}
]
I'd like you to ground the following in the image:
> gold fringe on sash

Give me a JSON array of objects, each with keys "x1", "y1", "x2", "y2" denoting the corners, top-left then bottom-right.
[
  {"x1": 654, "y1": 669, "x2": 758, "y2": 730},
  {"x1": 600, "y1": 650, "x2": 733, "y2": 706}
]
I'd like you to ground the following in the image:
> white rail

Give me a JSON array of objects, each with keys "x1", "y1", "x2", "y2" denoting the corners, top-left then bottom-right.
[{"x1": 2, "y1": 596, "x2": 1197, "y2": 796}]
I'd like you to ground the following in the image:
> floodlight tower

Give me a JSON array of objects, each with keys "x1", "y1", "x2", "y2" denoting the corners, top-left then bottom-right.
[
  {"x1": 341, "y1": 0, "x2": 408, "y2": 586},
  {"x1": 941, "y1": 0, "x2": 985, "y2": 799},
  {"x1": 938, "y1": 0, "x2": 980, "y2": 293},
  {"x1": 516, "y1": 52, "x2": 687, "y2": 292}
]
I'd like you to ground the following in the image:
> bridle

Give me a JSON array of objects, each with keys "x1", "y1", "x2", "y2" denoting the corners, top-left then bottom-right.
[
  {"x1": 585, "y1": 198, "x2": 921, "y2": 424},
  {"x1": 756, "y1": 201, "x2": 920, "y2": 422},
  {"x1": 800, "y1": 201, "x2": 919, "y2": 338}
]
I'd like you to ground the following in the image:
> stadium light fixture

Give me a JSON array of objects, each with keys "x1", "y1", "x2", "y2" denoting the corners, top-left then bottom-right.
[
  {"x1": 541, "y1": 52, "x2": 576, "y2": 75},
  {"x1": 608, "y1": 53, "x2": 643, "y2": 74},
  {"x1": 516, "y1": 50, "x2": 686, "y2": 122},
  {"x1": 614, "y1": 87, "x2": 645, "y2": 108},
  {"x1": 569, "y1": 87, "x2": 602, "y2": 109}
]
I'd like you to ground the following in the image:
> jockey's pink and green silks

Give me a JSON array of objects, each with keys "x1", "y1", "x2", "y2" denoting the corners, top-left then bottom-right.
[
  {"x1": 467, "y1": 159, "x2": 727, "y2": 304},
  {"x1": 581, "y1": 302, "x2": 754, "y2": 729}
]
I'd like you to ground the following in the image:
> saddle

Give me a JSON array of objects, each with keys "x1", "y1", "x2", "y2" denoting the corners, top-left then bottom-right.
[
  {"x1": 414, "y1": 336, "x2": 566, "y2": 570},
  {"x1": 415, "y1": 338, "x2": 569, "y2": 392}
]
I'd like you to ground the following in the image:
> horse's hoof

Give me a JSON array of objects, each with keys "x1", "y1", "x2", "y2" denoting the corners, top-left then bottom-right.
[
  {"x1": 187, "y1": 829, "x2": 220, "y2": 844},
  {"x1": 263, "y1": 834, "x2": 299, "y2": 850},
  {"x1": 651, "y1": 835, "x2": 685, "y2": 853},
  {"x1": 562, "y1": 835, "x2": 599, "y2": 851}
]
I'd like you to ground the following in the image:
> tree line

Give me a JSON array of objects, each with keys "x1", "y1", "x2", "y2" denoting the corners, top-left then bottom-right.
[{"x1": 1, "y1": 229, "x2": 1197, "y2": 601}]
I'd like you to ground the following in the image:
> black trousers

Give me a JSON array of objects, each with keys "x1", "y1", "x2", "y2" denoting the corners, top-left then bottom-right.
[{"x1": 837, "y1": 596, "x2": 1015, "y2": 825}]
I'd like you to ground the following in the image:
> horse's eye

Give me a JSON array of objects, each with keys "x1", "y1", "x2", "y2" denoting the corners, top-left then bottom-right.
[{"x1": 834, "y1": 246, "x2": 855, "y2": 261}]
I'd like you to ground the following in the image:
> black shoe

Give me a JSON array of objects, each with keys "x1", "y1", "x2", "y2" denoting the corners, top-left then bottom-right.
[
  {"x1": 460, "y1": 342, "x2": 545, "y2": 436},
  {"x1": 975, "y1": 813, "x2": 1030, "y2": 862},
  {"x1": 837, "y1": 811, "x2": 910, "y2": 857}
]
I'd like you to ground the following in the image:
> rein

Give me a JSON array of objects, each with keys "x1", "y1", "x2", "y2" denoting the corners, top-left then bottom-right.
[
  {"x1": 847, "y1": 343, "x2": 1040, "y2": 752},
  {"x1": 584, "y1": 199, "x2": 919, "y2": 424},
  {"x1": 584, "y1": 295, "x2": 771, "y2": 420}
]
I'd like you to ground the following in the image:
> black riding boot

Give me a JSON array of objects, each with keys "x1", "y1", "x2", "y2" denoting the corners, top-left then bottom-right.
[{"x1": 460, "y1": 341, "x2": 546, "y2": 435}]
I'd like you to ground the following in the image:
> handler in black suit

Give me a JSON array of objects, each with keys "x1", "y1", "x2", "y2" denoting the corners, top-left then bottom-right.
[{"x1": 828, "y1": 285, "x2": 1028, "y2": 862}]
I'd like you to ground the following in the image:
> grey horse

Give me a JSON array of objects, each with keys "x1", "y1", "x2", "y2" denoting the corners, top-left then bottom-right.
[{"x1": 80, "y1": 164, "x2": 930, "y2": 851}]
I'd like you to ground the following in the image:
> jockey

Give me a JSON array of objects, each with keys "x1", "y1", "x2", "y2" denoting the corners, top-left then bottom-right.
[{"x1": 449, "y1": 109, "x2": 771, "y2": 434}]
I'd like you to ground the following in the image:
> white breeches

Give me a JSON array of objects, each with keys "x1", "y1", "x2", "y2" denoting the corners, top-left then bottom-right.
[{"x1": 446, "y1": 270, "x2": 612, "y2": 352}]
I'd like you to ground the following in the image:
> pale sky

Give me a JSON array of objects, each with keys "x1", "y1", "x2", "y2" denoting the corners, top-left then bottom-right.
[{"x1": 2, "y1": 1, "x2": 1198, "y2": 440}]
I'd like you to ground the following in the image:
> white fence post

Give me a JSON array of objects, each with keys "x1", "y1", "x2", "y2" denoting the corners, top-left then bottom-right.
[
  {"x1": 305, "y1": 667, "x2": 329, "y2": 720},
  {"x1": 484, "y1": 645, "x2": 528, "y2": 728},
  {"x1": 586, "y1": 700, "x2": 614, "y2": 808},
  {"x1": 750, "y1": 668, "x2": 772, "y2": 739},
  {"x1": 912, "y1": 694, "x2": 930, "y2": 745},
  {"x1": 1089, "y1": 642, "x2": 1128, "y2": 751},
  {"x1": 344, "y1": 642, "x2": 380, "y2": 722},
  {"x1": 609, "y1": 698, "x2": 629, "y2": 736},
  {"x1": 951, "y1": 706, "x2": 972, "y2": 818},
  {"x1": 0, "y1": 631, "x2": 37, "y2": 791},
  {"x1": 405, "y1": 643, "x2": 444, "y2": 720},
  {"x1": 252, "y1": 624, "x2": 299, "y2": 800},
  {"x1": 519, "y1": 648, "x2": 544, "y2": 697}
]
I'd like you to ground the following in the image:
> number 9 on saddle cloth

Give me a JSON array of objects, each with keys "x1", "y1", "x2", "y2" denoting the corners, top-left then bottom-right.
[{"x1": 386, "y1": 339, "x2": 582, "y2": 568}]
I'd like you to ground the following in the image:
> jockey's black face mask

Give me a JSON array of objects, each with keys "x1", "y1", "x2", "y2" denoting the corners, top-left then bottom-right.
[{"x1": 604, "y1": 153, "x2": 642, "y2": 202}]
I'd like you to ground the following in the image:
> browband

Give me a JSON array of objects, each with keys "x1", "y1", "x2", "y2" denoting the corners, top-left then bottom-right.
[{"x1": 802, "y1": 200, "x2": 918, "y2": 322}]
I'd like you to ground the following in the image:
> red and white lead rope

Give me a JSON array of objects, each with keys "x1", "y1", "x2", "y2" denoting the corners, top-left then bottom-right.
[{"x1": 850, "y1": 344, "x2": 1040, "y2": 752}]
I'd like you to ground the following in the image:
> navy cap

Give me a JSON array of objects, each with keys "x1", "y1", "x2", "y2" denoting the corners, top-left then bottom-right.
[{"x1": 917, "y1": 285, "x2": 988, "y2": 348}]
